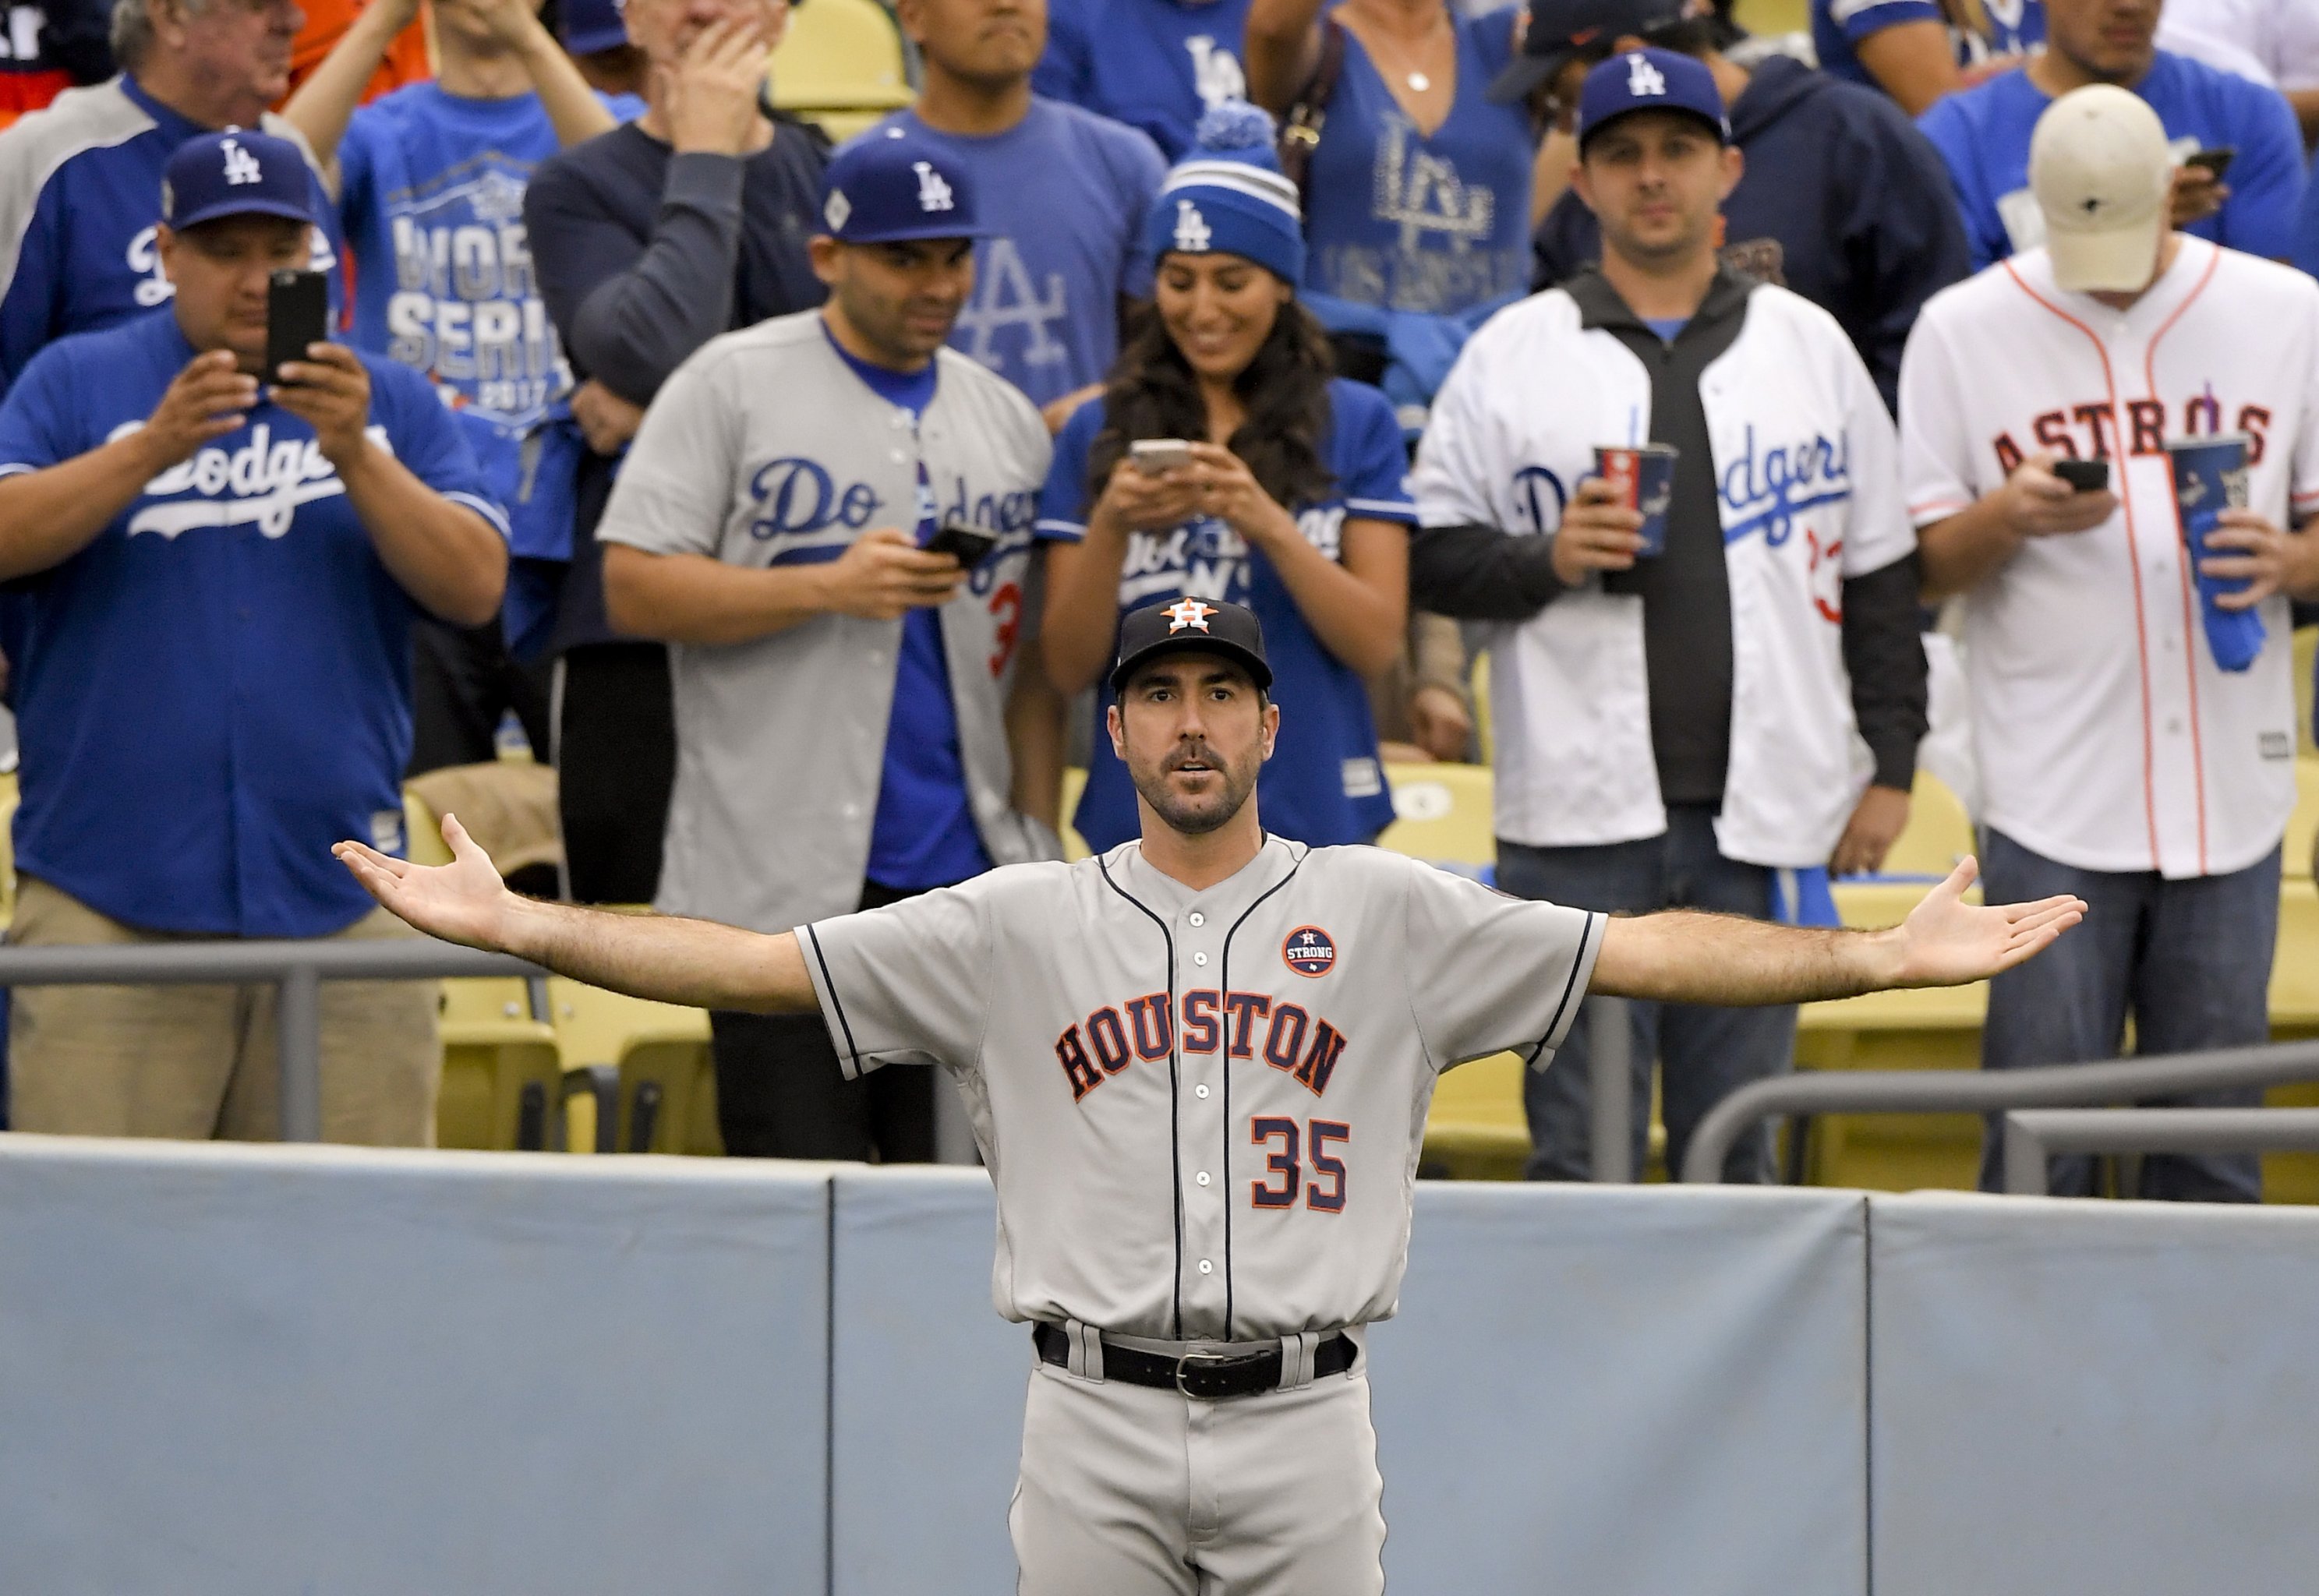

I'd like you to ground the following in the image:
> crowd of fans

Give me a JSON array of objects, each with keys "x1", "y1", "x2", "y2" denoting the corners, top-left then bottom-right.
[{"x1": 0, "y1": 0, "x2": 2314, "y2": 1196}]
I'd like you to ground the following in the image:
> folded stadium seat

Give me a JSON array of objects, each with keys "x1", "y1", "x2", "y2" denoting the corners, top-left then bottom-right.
[
  {"x1": 2295, "y1": 626, "x2": 2315, "y2": 757},
  {"x1": 1793, "y1": 877, "x2": 1988, "y2": 1191},
  {"x1": 1374, "y1": 761, "x2": 1493, "y2": 877},
  {"x1": 405, "y1": 786, "x2": 603, "y2": 1151},
  {"x1": 2264, "y1": 765, "x2": 2319, "y2": 1199},
  {"x1": 1875, "y1": 769, "x2": 1975, "y2": 878},
  {"x1": 1059, "y1": 768, "x2": 1091, "y2": 863},
  {"x1": 766, "y1": 0, "x2": 914, "y2": 143},
  {"x1": 546, "y1": 973, "x2": 721, "y2": 1155}
]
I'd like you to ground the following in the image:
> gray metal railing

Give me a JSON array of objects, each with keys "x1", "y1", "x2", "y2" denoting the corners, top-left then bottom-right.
[
  {"x1": 1677, "y1": 1039, "x2": 2319, "y2": 1186},
  {"x1": 2002, "y1": 1107, "x2": 2319, "y2": 1195},
  {"x1": 0, "y1": 939, "x2": 545, "y2": 1141}
]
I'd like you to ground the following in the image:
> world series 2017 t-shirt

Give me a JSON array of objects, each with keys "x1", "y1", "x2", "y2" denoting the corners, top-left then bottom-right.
[
  {"x1": 1812, "y1": 0, "x2": 2042, "y2": 94},
  {"x1": 854, "y1": 104, "x2": 1166, "y2": 410},
  {"x1": 338, "y1": 81, "x2": 643, "y2": 563},
  {"x1": 1039, "y1": 376, "x2": 1414, "y2": 850},
  {"x1": 1033, "y1": 0, "x2": 1254, "y2": 161},
  {"x1": 1301, "y1": 8, "x2": 1534, "y2": 315},
  {"x1": 0, "y1": 308, "x2": 508, "y2": 937},
  {"x1": 1918, "y1": 48, "x2": 2307, "y2": 271}
]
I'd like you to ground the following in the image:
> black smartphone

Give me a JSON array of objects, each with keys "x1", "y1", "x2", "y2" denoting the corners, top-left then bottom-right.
[
  {"x1": 2183, "y1": 146, "x2": 2236, "y2": 182},
  {"x1": 2053, "y1": 457, "x2": 2109, "y2": 493},
  {"x1": 925, "y1": 522, "x2": 999, "y2": 567},
  {"x1": 264, "y1": 268, "x2": 329, "y2": 384}
]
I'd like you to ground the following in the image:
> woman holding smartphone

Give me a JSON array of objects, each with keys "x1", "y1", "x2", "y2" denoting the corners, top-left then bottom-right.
[{"x1": 1040, "y1": 105, "x2": 1414, "y2": 852}]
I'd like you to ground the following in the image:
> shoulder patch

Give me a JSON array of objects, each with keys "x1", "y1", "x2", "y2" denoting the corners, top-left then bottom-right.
[{"x1": 1282, "y1": 925, "x2": 1335, "y2": 978}]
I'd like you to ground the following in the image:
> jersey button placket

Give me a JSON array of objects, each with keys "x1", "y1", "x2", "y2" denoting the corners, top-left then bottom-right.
[{"x1": 1182, "y1": 901, "x2": 1226, "y2": 1323}]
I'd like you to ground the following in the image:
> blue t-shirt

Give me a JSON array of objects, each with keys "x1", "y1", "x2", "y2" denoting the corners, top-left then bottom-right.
[
  {"x1": 2294, "y1": 162, "x2": 2319, "y2": 282},
  {"x1": 0, "y1": 307, "x2": 507, "y2": 936},
  {"x1": 1918, "y1": 51, "x2": 2307, "y2": 271},
  {"x1": 1303, "y1": 7, "x2": 1533, "y2": 314},
  {"x1": 856, "y1": 104, "x2": 1166, "y2": 409},
  {"x1": 1812, "y1": 0, "x2": 2041, "y2": 93},
  {"x1": 0, "y1": 74, "x2": 343, "y2": 401},
  {"x1": 1039, "y1": 376, "x2": 1415, "y2": 849},
  {"x1": 1033, "y1": 0, "x2": 1253, "y2": 161},
  {"x1": 823, "y1": 330, "x2": 991, "y2": 892},
  {"x1": 338, "y1": 82, "x2": 642, "y2": 564}
]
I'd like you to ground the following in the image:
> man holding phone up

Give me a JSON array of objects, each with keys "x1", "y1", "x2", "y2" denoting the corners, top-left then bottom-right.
[
  {"x1": 1409, "y1": 51, "x2": 1928, "y2": 1184},
  {"x1": 596, "y1": 131, "x2": 1059, "y2": 1163},
  {"x1": 0, "y1": 130, "x2": 508, "y2": 1143},
  {"x1": 1902, "y1": 87, "x2": 2319, "y2": 1200}
]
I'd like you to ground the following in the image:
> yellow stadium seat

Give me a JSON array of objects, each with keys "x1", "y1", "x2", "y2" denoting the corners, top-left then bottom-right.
[
  {"x1": 2284, "y1": 757, "x2": 2319, "y2": 878},
  {"x1": 548, "y1": 975, "x2": 721, "y2": 1155},
  {"x1": 1060, "y1": 767, "x2": 1091, "y2": 862},
  {"x1": 1422, "y1": 1051, "x2": 1530, "y2": 1180},
  {"x1": 1878, "y1": 770, "x2": 1974, "y2": 878},
  {"x1": 767, "y1": 0, "x2": 911, "y2": 140},
  {"x1": 0, "y1": 768, "x2": 18, "y2": 929},
  {"x1": 1469, "y1": 649, "x2": 1493, "y2": 769},
  {"x1": 1376, "y1": 761, "x2": 1494, "y2": 871},
  {"x1": 437, "y1": 986, "x2": 565, "y2": 1151},
  {"x1": 2294, "y1": 626, "x2": 2314, "y2": 758}
]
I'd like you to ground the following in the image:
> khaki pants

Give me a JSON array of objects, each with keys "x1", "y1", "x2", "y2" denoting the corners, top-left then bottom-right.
[{"x1": 8, "y1": 877, "x2": 440, "y2": 1144}]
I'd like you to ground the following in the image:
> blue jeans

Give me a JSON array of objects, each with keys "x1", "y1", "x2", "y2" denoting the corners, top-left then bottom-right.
[
  {"x1": 1978, "y1": 828, "x2": 2279, "y2": 1201},
  {"x1": 1497, "y1": 807, "x2": 1796, "y2": 1183}
]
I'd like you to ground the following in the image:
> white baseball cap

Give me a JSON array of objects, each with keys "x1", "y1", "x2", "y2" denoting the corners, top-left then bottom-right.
[{"x1": 2029, "y1": 85, "x2": 2174, "y2": 294}]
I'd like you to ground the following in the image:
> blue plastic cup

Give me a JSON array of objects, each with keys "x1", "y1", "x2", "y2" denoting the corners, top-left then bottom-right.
[
  {"x1": 2165, "y1": 433, "x2": 2266, "y2": 673},
  {"x1": 1595, "y1": 444, "x2": 1677, "y2": 556}
]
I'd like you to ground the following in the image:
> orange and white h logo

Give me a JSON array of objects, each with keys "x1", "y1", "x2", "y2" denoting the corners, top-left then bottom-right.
[{"x1": 1164, "y1": 599, "x2": 1216, "y2": 634}]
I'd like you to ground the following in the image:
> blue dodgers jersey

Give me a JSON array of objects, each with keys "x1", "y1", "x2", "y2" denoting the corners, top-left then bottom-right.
[
  {"x1": 0, "y1": 75, "x2": 341, "y2": 400},
  {"x1": 859, "y1": 104, "x2": 1166, "y2": 410},
  {"x1": 1918, "y1": 51, "x2": 2308, "y2": 272},
  {"x1": 1812, "y1": 0, "x2": 2041, "y2": 91},
  {"x1": 0, "y1": 308, "x2": 507, "y2": 937},
  {"x1": 1033, "y1": 0, "x2": 1254, "y2": 161},
  {"x1": 820, "y1": 330, "x2": 991, "y2": 892},
  {"x1": 338, "y1": 83, "x2": 639, "y2": 562},
  {"x1": 1302, "y1": 7, "x2": 1532, "y2": 314},
  {"x1": 1040, "y1": 377, "x2": 1414, "y2": 850}
]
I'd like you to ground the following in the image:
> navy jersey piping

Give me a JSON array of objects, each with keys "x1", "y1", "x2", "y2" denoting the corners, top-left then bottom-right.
[
  {"x1": 1217, "y1": 839, "x2": 1307, "y2": 1342},
  {"x1": 1522, "y1": 909, "x2": 1601, "y2": 1068},
  {"x1": 1095, "y1": 846, "x2": 1186, "y2": 1341},
  {"x1": 805, "y1": 923, "x2": 864, "y2": 1076}
]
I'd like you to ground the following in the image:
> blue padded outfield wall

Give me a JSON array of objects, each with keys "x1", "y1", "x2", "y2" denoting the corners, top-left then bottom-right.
[{"x1": 3, "y1": 1135, "x2": 2318, "y2": 1594}]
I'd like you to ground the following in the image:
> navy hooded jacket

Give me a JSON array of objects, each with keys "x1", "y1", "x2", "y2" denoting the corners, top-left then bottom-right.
[{"x1": 1531, "y1": 53, "x2": 1969, "y2": 413}]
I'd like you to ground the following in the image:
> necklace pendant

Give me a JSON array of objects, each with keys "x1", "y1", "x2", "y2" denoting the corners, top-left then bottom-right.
[{"x1": 1406, "y1": 70, "x2": 1430, "y2": 91}]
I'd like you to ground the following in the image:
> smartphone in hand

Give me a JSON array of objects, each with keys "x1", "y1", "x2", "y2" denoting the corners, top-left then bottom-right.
[
  {"x1": 265, "y1": 269, "x2": 329, "y2": 385},
  {"x1": 2053, "y1": 457, "x2": 2109, "y2": 493},
  {"x1": 1129, "y1": 438, "x2": 1193, "y2": 474},
  {"x1": 925, "y1": 522, "x2": 999, "y2": 568},
  {"x1": 2183, "y1": 146, "x2": 2235, "y2": 183}
]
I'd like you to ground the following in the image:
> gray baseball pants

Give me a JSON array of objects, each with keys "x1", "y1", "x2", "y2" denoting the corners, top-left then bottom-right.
[{"x1": 1010, "y1": 1340, "x2": 1388, "y2": 1594}]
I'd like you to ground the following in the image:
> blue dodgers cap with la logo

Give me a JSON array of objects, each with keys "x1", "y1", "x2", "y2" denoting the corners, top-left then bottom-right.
[
  {"x1": 818, "y1": 126, "x2": 994, "y2": 244},
  {"x1": 1575, "y1": 46, "x2": 1730, "y2": 150},
  {"x1": 161, "y1": 128, "x2": 321, "y2": 231}
]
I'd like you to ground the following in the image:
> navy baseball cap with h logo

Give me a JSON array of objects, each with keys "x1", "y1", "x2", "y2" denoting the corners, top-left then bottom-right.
[
  {"x1": 1575, "y1": 46, "x2": 1731, "y2": 150},
  {"x1": 1111, "y1": 598, "x2": 1274, "y2": 695},
  {"x1": 161, "y1": 128, "x2": 321, "y2": 231},
  {"x1": 818, "y1": 127, "x2": 994, "y2": 244}
]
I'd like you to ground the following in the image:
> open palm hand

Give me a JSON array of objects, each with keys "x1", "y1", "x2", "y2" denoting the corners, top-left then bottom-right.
[
  {"x1": 1891, "y1": 857, "x2": 2085, "y2": 989},
  {"x1": 333, "y1": 813, "x2": 517, "y2": 952}
]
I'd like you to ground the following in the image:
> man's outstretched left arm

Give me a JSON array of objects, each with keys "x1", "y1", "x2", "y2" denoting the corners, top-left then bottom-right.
[{"x1": 1588, "y1": 857, "x2": 2082, "y2": 1007}]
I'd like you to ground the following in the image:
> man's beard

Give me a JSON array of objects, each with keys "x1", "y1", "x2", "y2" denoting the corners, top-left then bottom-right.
[{"x1": 1133, "y1": 740, "x2": 1259, "y2": 836}]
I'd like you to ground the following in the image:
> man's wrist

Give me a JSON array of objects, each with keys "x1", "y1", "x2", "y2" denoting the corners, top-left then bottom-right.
[{"x1": 1857, "y1": 924, "x2": 1913, "y2": 990}]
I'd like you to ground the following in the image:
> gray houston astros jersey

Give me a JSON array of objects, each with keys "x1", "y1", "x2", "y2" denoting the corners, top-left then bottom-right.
[{"x1": 801, "y1": 837, "x2": 1603, "y2": 1342}]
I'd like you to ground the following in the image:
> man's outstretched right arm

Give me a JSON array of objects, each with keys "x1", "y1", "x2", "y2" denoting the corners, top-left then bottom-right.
[{"x1": 334, "y1": 815, "x2": 818, "y2": 1015}]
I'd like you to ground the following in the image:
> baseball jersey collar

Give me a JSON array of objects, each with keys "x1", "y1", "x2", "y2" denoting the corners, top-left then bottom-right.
[
  {"x1": 2018, "y1": 233, "x2": 2216, "y2": 330},
  {"x1": 1113, "y1": 833, "x2": 1301, "y2": 916}
]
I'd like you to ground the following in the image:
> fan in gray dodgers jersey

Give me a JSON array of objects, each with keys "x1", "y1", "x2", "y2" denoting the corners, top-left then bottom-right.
[{"x1": 333, "y1": 597, "x2": 2086, "y2": 1594}]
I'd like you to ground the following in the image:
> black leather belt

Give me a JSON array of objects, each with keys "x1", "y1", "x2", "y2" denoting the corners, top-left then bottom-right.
[{"x1": 1033, "y1": 1322, "x2": 1357, "y2": 1400}]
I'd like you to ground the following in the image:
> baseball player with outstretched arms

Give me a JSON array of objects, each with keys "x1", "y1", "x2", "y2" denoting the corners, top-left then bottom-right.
[
  {"x1": 336, "y1": 598, "x2": 2084, "y2": 1594},
  {"x1": 1900, "y1": 85, "x2": 2319, "y2": 1202}
]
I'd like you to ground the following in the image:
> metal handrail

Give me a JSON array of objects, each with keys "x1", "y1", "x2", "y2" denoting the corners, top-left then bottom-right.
[
  {"x1": 0, "y1": 939, "x2": 544, "y2": 1141},
  {"x1": 2002, "y1": 1107, "x2": 2319, "y2": 1195},
  {"x1": 1677, "y1": 1039, "x2": 2319, "y2": 1185}
]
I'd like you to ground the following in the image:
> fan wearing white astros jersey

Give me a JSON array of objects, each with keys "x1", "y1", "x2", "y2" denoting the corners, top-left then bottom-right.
[
  {"x1": 335, "y1": 597, "x2": 2083, "y2": 1596},
  {"x1": 1900, "y1": 85, "x2": 2319, "y2": 1201}
]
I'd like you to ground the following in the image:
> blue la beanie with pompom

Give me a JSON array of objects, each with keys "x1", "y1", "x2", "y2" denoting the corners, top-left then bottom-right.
[{"x1": 1142, "y1": 101, "x2": 1306, "y2": 286}]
